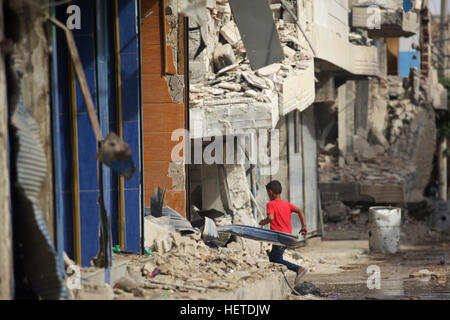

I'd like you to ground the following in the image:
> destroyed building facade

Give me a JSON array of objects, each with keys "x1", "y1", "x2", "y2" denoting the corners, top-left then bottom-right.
[
  {"x1": 318, "y1": 0, "x2": 447, "y2": 207},
  {"x1": 0, "y1": 0, "x2": 448, "y2": 300}
]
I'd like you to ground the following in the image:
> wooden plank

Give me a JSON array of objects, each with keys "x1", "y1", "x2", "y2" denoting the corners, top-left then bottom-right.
[
  {"x1": 0, "y1": 0, "x2": 12, "y2": 299},
  {"x1": 69, "y1": 59, "x2": 82, "y2": 266}
]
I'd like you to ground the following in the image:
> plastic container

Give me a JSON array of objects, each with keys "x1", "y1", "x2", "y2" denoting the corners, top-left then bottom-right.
[{"x1": 368, "y1": 206, "x2": 401, "y2": 254}]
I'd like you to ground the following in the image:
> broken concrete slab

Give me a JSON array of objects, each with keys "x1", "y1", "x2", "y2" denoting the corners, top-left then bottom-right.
[
  {"x1": 216, "y1": 82, "x2": 241, "y2": 91},
  {"x1": 213, "y1": 43, "x2": 236, "y2": 71},
  {"x1": 283, "y1": 45, "x2": 296, "y2": 58},
  {"x1": 278, "y1": 59, "x2": 315, "y2": 115},
  {"x1": 257, "y1": 63, "x2": 281, "y2": 77},
  {"x1": 220, "y1": 19, "x2": 241, "y2": 47},
  {"x1": 241, "y1": 71, "x2": 270, "y2": 89},
  {"x1": 322, "y1": 201, "x2": 348, "y2": 223},
  {"x1": 144, "y1": 216, "x2": 174, "y2": 253}
]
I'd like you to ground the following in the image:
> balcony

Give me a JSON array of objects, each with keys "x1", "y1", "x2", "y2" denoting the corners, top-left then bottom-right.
[{"x1": 351, "y1": 4, "x2": 418, "y2": 37}]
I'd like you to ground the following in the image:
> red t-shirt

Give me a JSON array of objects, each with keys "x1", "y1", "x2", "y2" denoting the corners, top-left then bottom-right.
[{"x1": 266, "y1": 199, "x2": 296, "y2": 234}]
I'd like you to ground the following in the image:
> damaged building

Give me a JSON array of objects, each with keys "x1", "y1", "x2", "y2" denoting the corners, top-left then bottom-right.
[
  {"x1": 318, "y1": 0, "x2": 448, "y2": 210},
  {"x1": 0, "y1": 0, "x2": 449, "y2": 300}
]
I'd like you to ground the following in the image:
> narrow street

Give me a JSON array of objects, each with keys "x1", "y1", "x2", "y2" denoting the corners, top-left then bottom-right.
[
  {"x1": 286, "y1": 214, "x2": 450, "y2": 300},
  {"x1": 2, "y1": 0, "x2": 450, "y2": 303}
]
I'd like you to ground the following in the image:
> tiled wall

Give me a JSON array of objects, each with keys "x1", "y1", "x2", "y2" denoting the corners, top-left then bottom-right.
[
  {"x1": 53, "y1": 0, "x2": 141, "y2": 266},
  {"x1": 141, "y1": 0, "x2": 186, "y2": 216},
  {"x1": 117, "y1": 0, "x2": 141, "y2": 253}
]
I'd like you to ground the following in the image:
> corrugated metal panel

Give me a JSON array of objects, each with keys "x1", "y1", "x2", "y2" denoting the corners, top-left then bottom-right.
[{"x1": 10, "y1": 56, "x2": 70, "y2": 299}]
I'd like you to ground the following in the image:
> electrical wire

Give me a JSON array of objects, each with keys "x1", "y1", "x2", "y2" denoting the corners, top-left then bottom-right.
[{"x1": 281, "y1": 269, "x2": 302, "y2": 296}]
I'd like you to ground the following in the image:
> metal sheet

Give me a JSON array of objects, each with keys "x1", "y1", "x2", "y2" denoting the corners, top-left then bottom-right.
[
  {"x1": 216, "y1": 224, "x2": 304, "y2": 248},
  {"x1": 146, "y1": 206, "x2": 199, "y2": 234},
  {"x1": 9, "y1": 57, "x2": 70, "y2": 299},
  {"x1": 228, "y1": 0, "x2": 283, "y2": 70}
]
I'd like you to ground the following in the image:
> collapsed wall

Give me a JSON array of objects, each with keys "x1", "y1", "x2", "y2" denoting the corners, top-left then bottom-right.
[{"x1": 319, "y1": 69, "x2": 437, "y2": 203}]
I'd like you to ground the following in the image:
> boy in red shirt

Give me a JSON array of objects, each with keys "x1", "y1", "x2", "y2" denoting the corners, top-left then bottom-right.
[{"x1": 259, "y1": 180, "x2": 308, "y2": 284}]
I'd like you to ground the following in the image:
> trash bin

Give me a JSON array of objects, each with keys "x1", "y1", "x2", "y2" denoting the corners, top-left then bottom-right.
[{"x1": 368, "y1": 206, "x2": 401, "y2": 254}]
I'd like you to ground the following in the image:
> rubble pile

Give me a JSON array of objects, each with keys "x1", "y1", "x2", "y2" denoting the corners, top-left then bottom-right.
[
  {"x1": 319, "y1": 151, "x2": 416, "y2": 184},
  {"x1": 119, "y1": 231, "x2": 290, "y2": 298},
  {"x1": 319, "y1": 73, "x2": 435, "y2": 198},
  {"x1": 190, "y1": 1, "x2": 313, "y2": 109}
]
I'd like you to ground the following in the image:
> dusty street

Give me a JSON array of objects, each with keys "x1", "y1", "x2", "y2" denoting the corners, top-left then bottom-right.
[
  {"x1": 76, "y1": 213, "x2": 449, "y2": 301},
  {"x1": 286, "y1": 239, "x2": 450, "y2": 300},
  {"x1": 284, "y1": 211, "x2": 450, "y2": 300}
]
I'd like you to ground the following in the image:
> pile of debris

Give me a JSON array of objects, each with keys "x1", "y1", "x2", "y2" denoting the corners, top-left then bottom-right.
[
  {"x1": 319, "y1": 152, "x2": 416, "y2": 185},
  {"x1": 319, "y1": 71, "x2": 436, "y2": 203},
  {"x1": 111, "y1": 227, "x2": 296, "y2": 299},
  {"x1": 190, "y1": 10, "x2": 313, "y2": 108}
]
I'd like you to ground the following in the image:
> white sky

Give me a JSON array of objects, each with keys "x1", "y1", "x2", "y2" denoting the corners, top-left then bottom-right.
[{"x1": 429, "y1": 0, "x2": 450, "y2": 15}]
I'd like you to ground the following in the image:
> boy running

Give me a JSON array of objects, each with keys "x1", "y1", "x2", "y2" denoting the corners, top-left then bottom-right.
[{"x1": 259, "y1": 180, "x2": 308, "y2": 284}]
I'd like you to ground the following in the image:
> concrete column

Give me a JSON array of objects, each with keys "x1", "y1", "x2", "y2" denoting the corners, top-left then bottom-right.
[
  {"x1": 376, "y1": 37, "x2": 387, "y2": 77},
  {"x1": 355, "y1": 80, "x2": 369, "y2": 137},
  {"x1": 0, "y1": 0, "x2": 13, "y2": 300},
  {"x1": 337, "y1": 81, "x2": 355, "y2": 166}
]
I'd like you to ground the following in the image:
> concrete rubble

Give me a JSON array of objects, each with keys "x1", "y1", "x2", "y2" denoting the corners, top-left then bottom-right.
[
  {"x1": 318, "y1": 71, "x2": 436, "y2": 203},
  {"x1": 71, "y1": 212, "x2": 310, "y2": 300},
  {"x1": 108, "y1": 232, "x2": 293, "y2": 299},
  {"x1": 189, "y1": 0, "x2": 314, "y2": 137}
]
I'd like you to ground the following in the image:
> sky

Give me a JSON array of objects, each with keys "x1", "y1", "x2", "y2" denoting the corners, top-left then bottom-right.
[{"x1": 429, "y1": 0, "x2": 450, "y2": 15}]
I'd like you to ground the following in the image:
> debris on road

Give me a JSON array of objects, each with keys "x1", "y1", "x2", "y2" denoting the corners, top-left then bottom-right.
[{"x1": 293, "y1": 281, "x2": 321, "y2": 296}]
